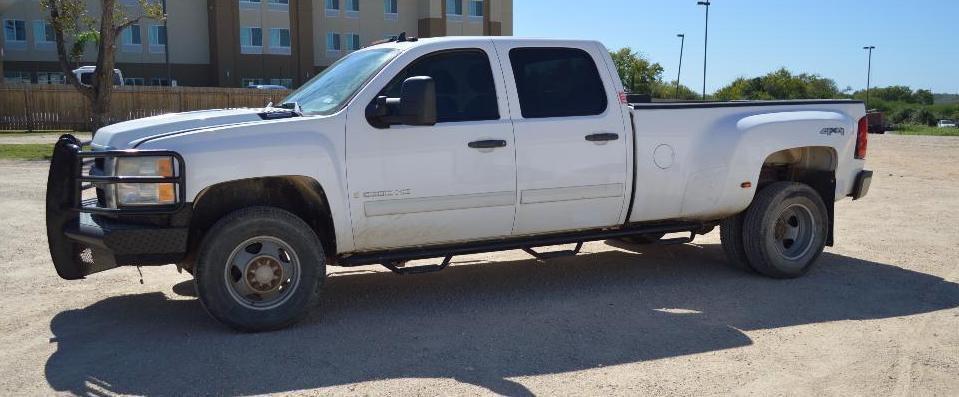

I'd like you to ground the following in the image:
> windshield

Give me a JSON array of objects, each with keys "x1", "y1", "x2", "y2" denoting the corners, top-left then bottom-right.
[{"x1": 281, "y1": 48, "x2": 399, "y2": 115}]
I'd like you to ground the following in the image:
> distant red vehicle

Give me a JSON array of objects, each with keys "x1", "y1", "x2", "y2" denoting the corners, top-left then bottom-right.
[{"x1": 866, "y1": 111, "x2": 885, "y2": 134}]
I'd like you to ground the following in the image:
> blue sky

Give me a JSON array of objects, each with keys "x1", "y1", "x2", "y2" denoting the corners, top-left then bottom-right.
[{"x1": 513, "y1": 0, "x2": 959, "y2": 94}]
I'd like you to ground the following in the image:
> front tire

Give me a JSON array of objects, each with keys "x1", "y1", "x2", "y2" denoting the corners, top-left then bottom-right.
[
  {"x1": 742, "y1": 182, "x2": 828, "y2": 278},
  {"x1": 194, "y1": 207, "x2": 326, "y2": 332}
]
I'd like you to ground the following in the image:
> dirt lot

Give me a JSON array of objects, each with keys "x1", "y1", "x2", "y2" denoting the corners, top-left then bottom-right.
[{"x1": 0, "y1": 134, "x2": 957, "y2": 396}]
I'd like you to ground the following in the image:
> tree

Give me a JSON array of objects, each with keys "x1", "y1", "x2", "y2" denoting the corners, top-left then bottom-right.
[
  {"x1": 41, "y1": 0, "x2": 164, "y2": 133},
  {"x1": 713, "y1": 68, "x2": 841, "y2": 101},
  {"x1": 651, "y1": 80, "x2": 698, "y2": 100},
  {"x1": 913, "y1": 89, "x2": 934, "y2": 106},
  {"x1": 609, "y1": 48, "x2": 664, "y2": 95}
]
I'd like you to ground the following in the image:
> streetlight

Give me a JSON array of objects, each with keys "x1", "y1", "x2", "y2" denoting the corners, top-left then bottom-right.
[
  {"x1": 863, "y1": 46, "x2": 876, "y2": 109},
  {"x1": 162, "y1": 0, "x2": 172, "y2": 86},
  {"x1": 675, "y1": 33, "x2": 685, "y2": 99},
  {"x1": 697, "y1": 1, "x2": 710, "y2": 100}
]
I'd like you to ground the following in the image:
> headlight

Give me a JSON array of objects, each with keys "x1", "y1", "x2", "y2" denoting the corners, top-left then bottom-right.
[{"x1": 115, "y1": 156, "x2": 177, "y2": 206}]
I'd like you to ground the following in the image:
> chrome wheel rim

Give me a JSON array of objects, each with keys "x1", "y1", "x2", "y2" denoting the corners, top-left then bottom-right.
[
  {"x1": 224, "y1": 236, "x2": 301, "y2": 310},
  {"x1": 772, "y1": 203, "x2": 816, "y2": 261}
]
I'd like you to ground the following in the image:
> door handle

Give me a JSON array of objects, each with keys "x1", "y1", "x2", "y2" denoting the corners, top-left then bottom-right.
[
  {"x1": 585, "y1": 133, "x2": 620, "y2": 142},
  {"x1": 468, "y1": 139, "x2": 508, "y2": 149}
]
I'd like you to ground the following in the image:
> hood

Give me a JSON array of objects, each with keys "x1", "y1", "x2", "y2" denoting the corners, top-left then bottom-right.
[{"x1": 91, "y1": 108, "x2": 265, "y2": 149}]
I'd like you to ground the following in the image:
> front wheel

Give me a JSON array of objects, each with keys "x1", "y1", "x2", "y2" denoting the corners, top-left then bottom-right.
[
  {"x1": 742, "y1": 182, "x2": 828, "y2": 278},
  {"x1": 194, "y1": 207, "x2": 326, "y2": 332}
]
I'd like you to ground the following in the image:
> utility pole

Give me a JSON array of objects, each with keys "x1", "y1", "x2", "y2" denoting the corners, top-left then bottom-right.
[
  {"x1": 162, "y1": 0, "x2": 172, "y2": 86},
  {"x1": 675, "y1": 33, "x2": 685, "y2": 99},
  {"x1": 863, "y1": 46, "x2": 875, "y2": 109},
  {"x1": 697, "y1": 1, "x2": 710, "y2": 100}
]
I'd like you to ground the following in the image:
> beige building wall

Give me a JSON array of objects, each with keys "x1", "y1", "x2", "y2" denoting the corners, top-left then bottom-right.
[
  {"x1": 0, "y1": 0, "x2": 208, "y2": 64},
  {"x1": 2, "y1": 0, "x2": 511, "y2": 85},
  {"x1": 313, "y1": 0, "x2": 419, "y2": 67}
]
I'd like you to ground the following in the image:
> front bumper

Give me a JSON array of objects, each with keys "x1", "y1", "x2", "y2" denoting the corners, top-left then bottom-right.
[
  {"x1": 851, "y1": 170, "x2": 872, "y2": 200},
  {"x1": 46, "y1": 135, "x2": 189, "y2": 280}
]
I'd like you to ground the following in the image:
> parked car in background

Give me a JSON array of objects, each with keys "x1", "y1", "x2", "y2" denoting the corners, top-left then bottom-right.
[
  {"x1": 866, "y1": 110, "x2": 886, "y2": 134},
  {"x1": 249, "y1": 84, "x2": 289, "y2": 90},
  {"x1": 938, "y1": 119, "x2": 957, "y2": 128},
  {"x1": 72, "y1": 66, "x2": 124, "y2": 87}
]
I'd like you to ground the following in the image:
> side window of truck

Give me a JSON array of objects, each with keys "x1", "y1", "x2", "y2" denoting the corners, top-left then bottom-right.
[
  {"x1": 379, "y1": 49, "x2": 499, "y2": 123},
  {"x1": 508, "y1": 47, "x2": 608, "y2": 118}
]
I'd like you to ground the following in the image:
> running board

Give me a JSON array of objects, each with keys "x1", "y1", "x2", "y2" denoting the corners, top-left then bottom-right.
[
  {"x1": 656, "y1": 232, "x2": 695, "y2": 245},
  {"x1": 522, "y1": 242, "x2": 584, "y2": 260},
  {"x1": 382, "y1": 256, "x2": 453, "y2": 275},
  {"x1": 339, "y1": 221, "x2": 715, "y2": 268}
]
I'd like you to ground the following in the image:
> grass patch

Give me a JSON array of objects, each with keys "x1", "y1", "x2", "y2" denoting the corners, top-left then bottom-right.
[
  {"x1": 0, "y1": 144, "x2": 55, "y2": 160},
  {"x1": 894, "y1": 124, "x2": 959, "y2": 136}
]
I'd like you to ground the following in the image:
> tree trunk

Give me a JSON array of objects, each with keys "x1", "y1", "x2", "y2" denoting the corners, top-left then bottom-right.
[{"x1": 90, "y1": 91, "x2": 112, "y2": 132}]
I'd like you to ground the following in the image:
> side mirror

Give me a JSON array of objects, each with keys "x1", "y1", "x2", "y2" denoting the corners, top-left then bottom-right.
[{"x1": 366, "y1": 76, "x2": 437, "y2": 128}]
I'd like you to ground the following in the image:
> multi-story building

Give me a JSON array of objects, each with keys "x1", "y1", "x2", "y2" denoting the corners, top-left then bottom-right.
[{"x1": 0, "y1": 0, "x2": 512, "y2": 87}]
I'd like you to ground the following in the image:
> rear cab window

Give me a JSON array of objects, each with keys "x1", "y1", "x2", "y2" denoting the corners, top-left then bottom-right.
[{"x1": 508, "y1": 47, "x2": 608, "y2": 119}]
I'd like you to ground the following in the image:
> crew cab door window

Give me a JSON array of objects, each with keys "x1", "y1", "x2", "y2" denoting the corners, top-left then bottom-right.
[
  {"x1": 379, "y1": 49, "x2": 499, "y2": 123},
  {"x1": 508, "y1": 47, "x2": 607, "y2": 119}
]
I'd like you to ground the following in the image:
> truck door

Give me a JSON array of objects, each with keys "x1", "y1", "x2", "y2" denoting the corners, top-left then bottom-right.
[
  {"x1": 495, "y1": 43, "x2": 630, "y2": 235},
  {"x1": 345, "y1": 44, "x2": 517, "y2": 250}
]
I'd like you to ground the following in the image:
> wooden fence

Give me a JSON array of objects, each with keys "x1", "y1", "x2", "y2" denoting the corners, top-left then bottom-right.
[{"x1": 0, "y1": 84, "x2": 292, "y2": 131}]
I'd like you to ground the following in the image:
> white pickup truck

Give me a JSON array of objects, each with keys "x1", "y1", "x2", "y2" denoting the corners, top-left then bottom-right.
[{"x1": 46, "y1": 36, "x2": 872, "y2": 331}]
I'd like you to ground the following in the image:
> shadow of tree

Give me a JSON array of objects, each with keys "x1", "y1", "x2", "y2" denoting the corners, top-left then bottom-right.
[{"x1": 45, "y1": 244, "x2": 959, "y2": 396}]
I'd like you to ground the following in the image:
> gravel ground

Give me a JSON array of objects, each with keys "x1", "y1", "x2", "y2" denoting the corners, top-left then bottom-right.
[{"x1": 0, "y1": 134, "x2": 957, "y2": 396}]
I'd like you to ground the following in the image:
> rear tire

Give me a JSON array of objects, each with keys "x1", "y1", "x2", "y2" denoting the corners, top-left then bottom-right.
[
  {"x1": 720, "y1": 212, "x2": 753, "y2": 272},
  {"x1": 194, "y1": 207, "x2": 326, "y2": 332},
  {"x1": 742, "y1": 182, "x2": 828, "y2": 278}
]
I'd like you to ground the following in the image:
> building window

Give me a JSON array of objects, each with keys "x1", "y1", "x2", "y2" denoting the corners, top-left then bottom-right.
[
  {"x1": 240, "y1": 26, "x2": 263, "y2": 54},
  {"x1": 269, "y1": 28, "x2": 291, "y2": 55},
  {"x1": 326, "y1": 32, "x2": 341, "y2": 54},
  {"x1": 239, "y1": 0, "x2": 260, "y2": 9},
  {"x1": 121, "y1": 24, "x2": 141, "y2": 52},
  {"x1": 269, "y1": 78, "x2": 293, "y2": 88},
  {"x1": 468, "y1": 0, "x2": 483, "y2": 19},
  {"x1": 124, "y1": 77, "x2": 146, "y2": 86},
  {"x1": 345, "y1": 33, "x2": 360, "y2": 51},
  {"x1": 446, "y1": 0, "x2": 463, "y2": 16},
  {"x1": 268, "y1": 0, "x2": 288, "y2": 10},
  {"x1": 3, "y1": 71, "x2": 31, "y2": 84},
  {"x1": 149, "y1": 25, "x2": 166, "y2": 53},
  {"x1": 32, "y1": 20, "x2": 55, "y2": 49},
  {"x1": 4, "y1": 20, "x2": 26, "y2": 50},
  {"x1": 325, "y1": 0, "x2": 339, "y2": 16},
  {"x1": 345, "y1": 0, "x2": 359, "y2": 17},
  {"x1": 38, "y1": 72, "x2": 65, "y2": 85},
  {"x1": 383, "y1": 0, "x2": 398, "y2": 20}
]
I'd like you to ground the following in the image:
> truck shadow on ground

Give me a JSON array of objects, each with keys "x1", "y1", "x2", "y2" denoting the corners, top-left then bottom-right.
[{"x1": 44, "y1": 243, "x2": 959, "y2": 396}]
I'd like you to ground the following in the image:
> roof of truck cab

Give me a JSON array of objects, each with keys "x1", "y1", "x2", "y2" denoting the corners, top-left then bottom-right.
[{"x1": 367, "y1": 36, "x2": 605, "y2": 51}]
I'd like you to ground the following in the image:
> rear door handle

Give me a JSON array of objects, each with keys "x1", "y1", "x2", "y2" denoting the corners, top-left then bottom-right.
[
  {"x1": 468, "y1": 139, "x2": 508, "y2": 149},
  {"x1": 585, "y1": 133, "x2": 620, "y2": 142}
]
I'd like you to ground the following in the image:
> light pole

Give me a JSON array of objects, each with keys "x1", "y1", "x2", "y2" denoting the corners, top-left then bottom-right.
[
  {"x1": 675, "y1": 33, "x2": 685, "y2": 99},
  {"x1": 162, "y1": 0, "x2": 172, "y2": 86},
  {"x1": 697, "y1": 1, "x2": 710, "y2": 100},
  {"x1": 863, "y1": 46, "x2": 875, "y2": 109}
]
